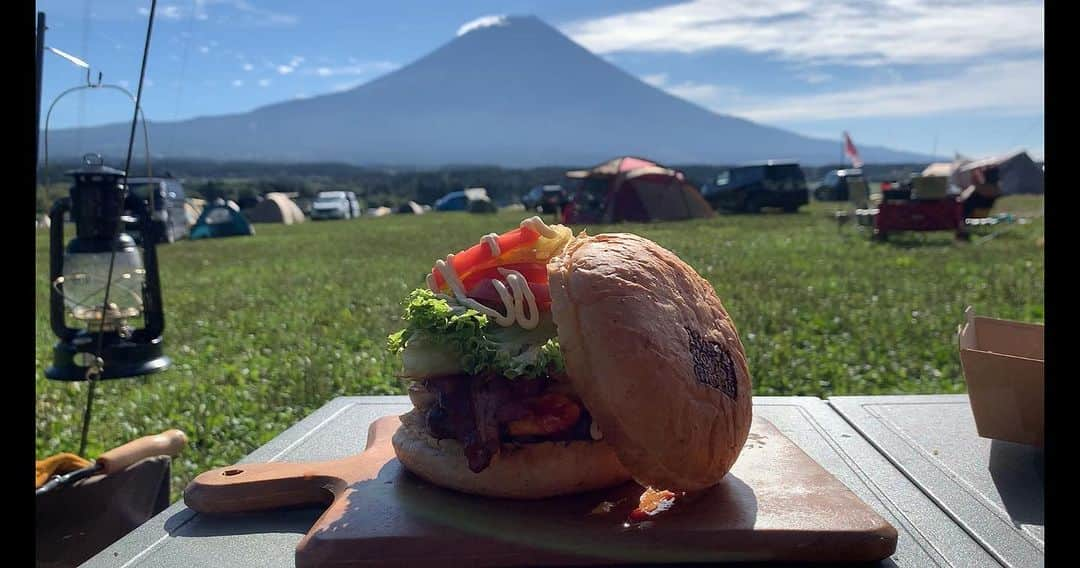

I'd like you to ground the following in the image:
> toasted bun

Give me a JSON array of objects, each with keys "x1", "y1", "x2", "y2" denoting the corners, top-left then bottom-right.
[
  {"x1": 548, "y1": 233, "x2": 753, "y2": 492},
  {"x1": 393, "y1": 409, "x2": 632, "y2": 499}
]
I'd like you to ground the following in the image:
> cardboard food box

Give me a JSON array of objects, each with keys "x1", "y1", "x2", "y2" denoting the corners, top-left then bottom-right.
[{"x1": 958, "y1": 306, "x2": 1044, "y2": 447}]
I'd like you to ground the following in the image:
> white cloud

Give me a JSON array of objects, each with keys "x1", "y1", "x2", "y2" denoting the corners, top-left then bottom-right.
[
  {"x1": 641, "y1": 73, "x2": 668, "y2": 87},
  {"x1": 333, "y1": 81, "x2": 363, "y2": 92},
  {"x1": 242, "y1": 63, "x2": 254, "y2": 71},
  {"x1": 198, "y1": 46, "x2": 210, "y2": 54},
  {"x1": 563, "y1": 0, "x2": 1043, "y2": 66},
  {"x1": 670, "y1": 59, "x2": 1044, "y2": 122},
  {"x1": 294, "y1": 93, "x2": 308, "y2": 100},
  {"x1": 160, "y1": 5, "x2": 184, "y2": 19},
  {"x1": 258, "y1": 78, "x2": 270, "y2": 87},
  {"x1": 275, "y1": 56, "x2": 305, "y2": 75},
  {"x1": 150, "y1": 0, "x2": 296, "y2": 26},
  {"x1": 308, "y1": 61, "x2": 399, "y2": 77},
  {"x1": 641, "y1": 73, "x2": 748, "y2": 108},
  {"x1": 458, "y1": 15, "x2": 508, "y2": 37},
  {"x1": 796, "y1": 71, "x2": 832, "y2": 84},
  {"x1": 232, "y1": 79, "x2": 243, "y2": 87}
]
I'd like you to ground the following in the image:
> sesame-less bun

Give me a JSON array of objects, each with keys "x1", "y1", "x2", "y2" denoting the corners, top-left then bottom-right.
[
  {"x1": 547, "y1": 233, "x2": 753, "y2": 492},
  {"x1": 392, "y1": 409, "x2": 632, "y2": 499}
]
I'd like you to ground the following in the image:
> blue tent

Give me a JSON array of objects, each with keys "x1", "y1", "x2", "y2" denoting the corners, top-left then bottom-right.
[{"x1": 190, "y1": 199, "x2": 255, "y2": 240}]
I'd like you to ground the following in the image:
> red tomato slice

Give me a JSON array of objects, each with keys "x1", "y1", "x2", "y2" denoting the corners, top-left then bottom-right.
[{"x1": 431, "y1": 227, "x2": 540, "y2": 290}]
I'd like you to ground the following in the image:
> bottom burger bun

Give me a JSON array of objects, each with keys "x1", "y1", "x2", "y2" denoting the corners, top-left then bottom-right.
[{"x1": 392, "y1": 409, "x2": 632, "y2": 499}]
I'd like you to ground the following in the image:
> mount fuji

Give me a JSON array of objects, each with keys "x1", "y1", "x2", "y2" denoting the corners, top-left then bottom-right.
[{"x1": 43, "y1": 15, "x2": 933, "y2": 167}]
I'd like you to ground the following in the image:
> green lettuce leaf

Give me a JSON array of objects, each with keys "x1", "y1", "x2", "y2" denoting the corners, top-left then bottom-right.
[{"x1": 387, "y1": 288, "x2": 563, "y2": 379}]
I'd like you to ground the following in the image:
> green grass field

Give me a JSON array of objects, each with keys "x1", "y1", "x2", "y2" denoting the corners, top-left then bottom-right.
[{"x1": 36, "y1": 196, "x2": 1044, "y2": 498}]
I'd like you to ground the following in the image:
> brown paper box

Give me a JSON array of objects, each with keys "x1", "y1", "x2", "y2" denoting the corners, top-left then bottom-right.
[{"x1": 957, "y1": 306, "x2": 1044, "y2": 447}]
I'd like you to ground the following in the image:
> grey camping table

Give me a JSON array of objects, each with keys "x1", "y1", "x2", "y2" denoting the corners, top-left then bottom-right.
[
  {"x1": 830, "y1": 395, "x2": 1044, "y2": 568},
  {"x1": 81, "y1": 396, "x2": 1018, "y2": 567}
]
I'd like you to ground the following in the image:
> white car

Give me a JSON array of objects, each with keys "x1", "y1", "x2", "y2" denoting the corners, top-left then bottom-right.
[{"x1": 311, "y1": 191, "x2": 360, "y2": 220}]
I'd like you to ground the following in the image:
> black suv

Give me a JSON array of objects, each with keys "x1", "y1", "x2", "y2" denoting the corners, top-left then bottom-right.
[
  {"x1": 125, "y1": 176, "x2": 190, "y2": 243},
  {"x1": 521, "y1": 185, "x2": 567, "y2": 214},
  {"x1": 701, "y1": 161, "x2": 809, "y2": 213},
  {"x1": 814, "y1": 168, "x2": 868, "y2": 202}
]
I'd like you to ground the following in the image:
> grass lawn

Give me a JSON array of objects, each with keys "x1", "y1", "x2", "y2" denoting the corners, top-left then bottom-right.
[{"x1": 35, "y1": 196, "x2": 1044, "y2": 498}]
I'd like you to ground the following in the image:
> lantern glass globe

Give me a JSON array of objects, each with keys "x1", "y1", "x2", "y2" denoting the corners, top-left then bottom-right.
[{"x1": 61, "y1": 248, "x2": 146, "y2": 326}]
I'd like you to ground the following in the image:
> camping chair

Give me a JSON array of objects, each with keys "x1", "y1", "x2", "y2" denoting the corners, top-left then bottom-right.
[{"x1": 35, "y1": 430, "x2": 187, "y2": 568}]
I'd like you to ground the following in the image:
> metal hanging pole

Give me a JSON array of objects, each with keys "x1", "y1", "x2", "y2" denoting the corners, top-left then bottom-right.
[
  {"x1": 78, "y1": 0, "x2": 159, "y2": 457},
  {"x1": 35, "y1": 12, "x2": 46, "y2": 183}
]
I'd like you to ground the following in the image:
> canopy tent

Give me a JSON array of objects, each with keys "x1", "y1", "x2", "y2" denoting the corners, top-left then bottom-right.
[
  {"x1": 243, "y1": 192, "x2": 306, "y2": 224},
  {"x1": 190, "y1": 199, "x2": 255, "y2": 239},
  {"x1": 952, "y1": 150, "x2": 1044, "y2": 195},
  {"x1": 563, "y1": 156, "x2": 714, "y2": 224}
]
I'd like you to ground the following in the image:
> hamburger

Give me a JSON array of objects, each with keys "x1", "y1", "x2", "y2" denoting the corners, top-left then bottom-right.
[{"x1": 388, "y1": 216, "x2": 752, "y2": 499}]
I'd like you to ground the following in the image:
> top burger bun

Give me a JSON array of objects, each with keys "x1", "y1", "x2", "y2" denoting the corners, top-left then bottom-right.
[{"x1": 548, "y1": 233, "x2": 753, "y2": 492}]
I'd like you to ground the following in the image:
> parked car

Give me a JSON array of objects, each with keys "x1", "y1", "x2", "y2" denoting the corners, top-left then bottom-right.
[
  {"x1": 521, "y1": 185, "x2": 567, "y2": 214},
  {"x1": 701, "y1": 161, "x2": 809, "y2": 213},
  {"x1": 814, "y1": 168, "x2": 868, "y2": 202},
  {"x1": 310, "y1": 191, "x2": 360, "y2": 220},
  {"x1": 125, "y1": 176, "x2": 190, "y2": 243}
]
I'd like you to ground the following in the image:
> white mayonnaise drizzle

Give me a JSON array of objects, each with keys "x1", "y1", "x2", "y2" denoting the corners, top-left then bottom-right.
[
  {"x1": 481, "y1": 233, "x2": 501, "y2": 257},
  {"x1": 426, "y1": 217, "x2": 556, "y2": 330},
  {"x1": 434, "y1": 254, "x2": 505, "y2": 322},
  {"x1": 519, "y1": 215, "x2": 558, "y2": 238},
  {"x1": 499, "y1": 268, "x2": 539, "y2": 329}
]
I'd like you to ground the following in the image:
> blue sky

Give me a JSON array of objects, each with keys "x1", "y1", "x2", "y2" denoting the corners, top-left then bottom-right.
[{"x1": 38, "y1": 0, "x2": 1044, "y2": 162}]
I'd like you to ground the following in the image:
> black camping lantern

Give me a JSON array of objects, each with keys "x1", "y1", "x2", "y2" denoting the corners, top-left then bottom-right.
[{"x1": 46, "y1": 153, "x2": 170, "y2": 380}]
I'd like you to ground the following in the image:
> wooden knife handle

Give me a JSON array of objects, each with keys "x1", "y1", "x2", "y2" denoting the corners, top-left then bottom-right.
[{"x1": 97, "y1": 429, "x2": 189, "y2": 475}]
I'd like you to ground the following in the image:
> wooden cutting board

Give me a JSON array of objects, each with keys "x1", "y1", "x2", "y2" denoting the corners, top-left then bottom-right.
[{"x1": 185, "y1": 415, "x2": 897, "y2": 566}]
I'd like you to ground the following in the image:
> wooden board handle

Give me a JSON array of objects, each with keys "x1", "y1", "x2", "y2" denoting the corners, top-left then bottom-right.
[
  {"x1": 184, "y1": 416, "x2": 403, "y2": 515},
  {"x1": 97, "y1": 429, "x2": 188, "y2": 475},
  {"x1": 184, "y1": 461, "x2": 345, "y2": 514}
]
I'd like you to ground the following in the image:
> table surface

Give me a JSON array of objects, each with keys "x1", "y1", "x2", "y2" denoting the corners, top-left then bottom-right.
[{"x1": 82, "y1": 395, "x2": 1042, "y2": 568}]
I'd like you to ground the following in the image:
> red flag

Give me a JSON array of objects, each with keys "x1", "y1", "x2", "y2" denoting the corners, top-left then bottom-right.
[{"x1": 843, "y1": 131, "x2": 863, "y2": 168}]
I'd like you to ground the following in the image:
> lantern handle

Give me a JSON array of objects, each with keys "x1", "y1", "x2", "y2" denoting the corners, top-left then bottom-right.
[
  {"x1": 41, "y1": 81, "x2": 152, "y2": 190},
  {"x1": 134, "y1": 194, "x2": 165, "y2": 340}
]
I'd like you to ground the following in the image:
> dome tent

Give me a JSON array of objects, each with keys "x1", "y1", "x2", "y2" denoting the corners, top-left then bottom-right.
[
  {"x1": 563, "y1": 156, "x2": 714, "y2": 224},
  {"x1": 190, "y1": 199, "x2": 254, "y2": 239},
  {"x1": 243, "y1": 192, "x2": 306, "y2": 224}
]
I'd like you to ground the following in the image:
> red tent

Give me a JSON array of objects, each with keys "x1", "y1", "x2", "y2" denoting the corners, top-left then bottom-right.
[{"x1": 562, "y1": 156, "x2": 715, "y2": 224}]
